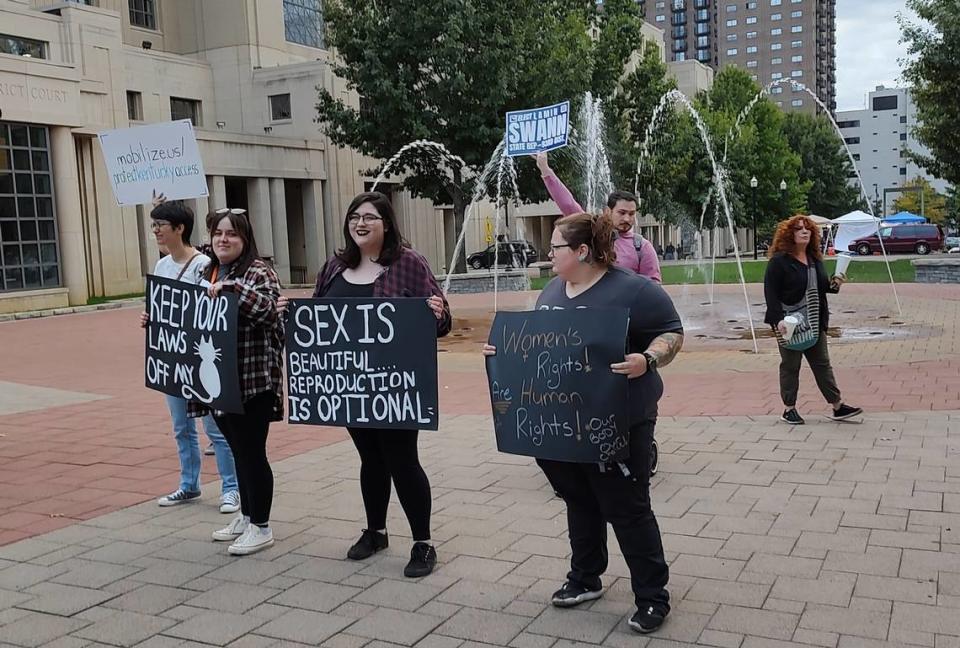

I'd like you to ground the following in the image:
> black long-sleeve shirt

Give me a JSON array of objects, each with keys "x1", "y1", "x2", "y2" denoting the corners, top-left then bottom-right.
[{"x1": 763, "y1": 252, "x2": 838, "y2": 331}]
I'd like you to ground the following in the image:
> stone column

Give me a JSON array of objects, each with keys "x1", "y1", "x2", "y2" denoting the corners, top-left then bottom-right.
[
  {"x1": 301, "y1": 180, "x2": 326, "y2": 278},
  {"x1": 539, "y1": 215, "x2": 554, "y2": 256},
  {"x1": 269, "y1": 178, "x2": 291, "y2": 284},
  {"x1": 50, "y1": 127, "x2": 88, "y2": 306},
  {"x1": 246, "y1": 177, "x2": 274, "y2": 261},
  {"x1": 208, "y1": 175, "x2": 226, "y2": 211}
]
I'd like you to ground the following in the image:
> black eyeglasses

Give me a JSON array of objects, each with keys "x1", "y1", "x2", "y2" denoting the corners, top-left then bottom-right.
[
  {"x1": 549, "y1": 243, "x2": 574, "y2": 251},
  {"x1": 347, "y1": 213, "x2": 384, "y2": 224}
]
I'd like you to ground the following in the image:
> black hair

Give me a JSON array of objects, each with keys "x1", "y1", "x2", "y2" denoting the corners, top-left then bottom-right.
[
  {"x1": 606, "y1": 190, "x2": 638, "y2": 210},
  {"x1": 202, "y1": 211, "x2": 262, "y2": 280},
  {"x1": 150, "y1": 201, "x2": 194, "y2": 244},
  {"x1": 337, "y1": 192, "x2": 407, "y2": 268}
]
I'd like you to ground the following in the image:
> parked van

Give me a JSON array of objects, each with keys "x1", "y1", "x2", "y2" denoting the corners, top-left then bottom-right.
[{"x1": 848, "y1": 223, "x2": 944, "y2": 255}]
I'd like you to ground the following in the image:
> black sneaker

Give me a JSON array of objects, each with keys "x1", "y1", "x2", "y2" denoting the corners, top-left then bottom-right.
[
  {"x1": 347, "y1": 529, "x2": 388, "y2": 560},
  {"x1": 403, "y1": 542, "x2": 437, "y2": 578},
  {"x1": 830, "y1": 403, "x2": 863, "y2": 421},
  {"x1": 650, "y1": 439, "x2": 659, "y2": 476},
  {"x1": 781, "y1": 409, "x2": 805, "y2": 425},
  {"x1": 551, "y1": 581, "x2": 603, "y2": 607},
  {"x1": 628, "y1": 605, "x2": 668, "y2": 633}
]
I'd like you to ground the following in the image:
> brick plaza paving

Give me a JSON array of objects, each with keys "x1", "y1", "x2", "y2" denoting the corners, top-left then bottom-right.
[{"x1": 1, "y1": 282, "x2": 960, "y2": 647}]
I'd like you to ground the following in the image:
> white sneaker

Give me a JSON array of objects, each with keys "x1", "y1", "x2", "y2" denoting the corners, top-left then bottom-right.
[
  {"x1": 219, "y1": 490, "x2": 241, "y2": 514},
  {"x1": 212, "y1": 514, "x2": 249, "y2": 542},
  {"x1": 229, "y1": 525, "x2": 274, "y2": 556}
]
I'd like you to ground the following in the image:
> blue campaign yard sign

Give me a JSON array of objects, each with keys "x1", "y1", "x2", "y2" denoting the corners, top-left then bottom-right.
[{"x1": 505, "y1": 101, "x2": 570, "y2": 157}]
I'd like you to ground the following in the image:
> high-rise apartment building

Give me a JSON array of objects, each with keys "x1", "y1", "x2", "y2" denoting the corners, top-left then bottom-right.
[{"x1": 639, "y1": 0, "x2": 836, "y2": 114}]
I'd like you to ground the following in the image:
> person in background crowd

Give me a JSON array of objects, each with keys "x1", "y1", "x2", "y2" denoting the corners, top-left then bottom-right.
[
  {"x1": 483, "y1": 212, "x2": 683, "y2": 634},
  {"x1": 763, "y1": 214, "x2": 863, "y2": 425},
  {"x1": 139, "y1": 202, "x2": 240, "y2": 514},
  {"x1": 278, "y1": 191, "x2": 451, "y2": 577}
]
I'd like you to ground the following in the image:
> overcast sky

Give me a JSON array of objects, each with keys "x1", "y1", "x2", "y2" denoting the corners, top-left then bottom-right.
[{"x1": 835, "y1": 0, "x2": 915, "y2": 112}]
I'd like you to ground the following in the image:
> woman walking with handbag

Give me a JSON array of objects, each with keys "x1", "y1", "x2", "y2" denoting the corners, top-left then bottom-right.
[{"x1": 763, "y1": 214, "x2": 863, "y2": 425}]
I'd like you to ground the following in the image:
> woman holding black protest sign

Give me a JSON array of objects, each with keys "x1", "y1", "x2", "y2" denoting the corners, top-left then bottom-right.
[
  {"x1": 139, "y1": 202, "x2": 240, "y2": 514},
  {"x1": 193, "y1": 208, "x2": 284, "y2": 556},
  {"x1": 278, "y1": 191, "x2": 451, "y2": 577},
  {"x1": 482, "y1": 212, "x2": 683, "y2": 634}
]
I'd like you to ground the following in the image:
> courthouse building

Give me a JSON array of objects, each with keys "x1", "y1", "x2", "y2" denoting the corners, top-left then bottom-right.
[{"x1": 0, "y1": 0, "x2": 449, "y2": 314}]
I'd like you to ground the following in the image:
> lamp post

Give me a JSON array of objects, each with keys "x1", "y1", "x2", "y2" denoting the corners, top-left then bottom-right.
[{"x1": 750, "y1": 176, "x2": 758, "y2": 260}]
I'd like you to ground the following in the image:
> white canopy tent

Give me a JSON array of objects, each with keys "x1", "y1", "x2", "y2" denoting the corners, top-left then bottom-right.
[{"x1": 829, "y1": 210, "x2": 901, "y2": 314}]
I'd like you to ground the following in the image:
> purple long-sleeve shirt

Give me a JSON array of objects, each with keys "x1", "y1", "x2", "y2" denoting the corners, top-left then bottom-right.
[{"x1": 542, "y1": 173, "x2": 662, "y2": 283}]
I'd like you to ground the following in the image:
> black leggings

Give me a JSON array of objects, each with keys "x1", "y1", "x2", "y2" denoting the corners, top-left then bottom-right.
[
  {"x1": 214, "y1": 391, "x2": 275, "y2": 526},
  {"x1": 347, "y1": 428, "x2": 432, "y2": 541}
]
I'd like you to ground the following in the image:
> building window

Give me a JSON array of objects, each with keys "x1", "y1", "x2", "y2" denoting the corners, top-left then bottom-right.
[
  {"x1": 170, "y1": 97, "x2": 201, "y2": 126},
  {"x1": 656, "y1": 14, "x2": 666, "y2": 21},
  {"x1": 269, "y1": 94, "x2": 292, "y2": 121},
  {"x1": 746, "y1": 1, "x2": 757, "y2": 7},
  {"x1": 844, "y1": 137, "x2": 860, "y2": 144},
  {"x1": 791, "y1": 25, "x2": 803, "y2": 33},
  {"x1": 791, "y1": 69, "x2": 802, "y2": 77},
  {"x1": 771, "y1": 12, "x2": 782, "y2": 20},
  {"x1": 791, "y1": 9, "x2": 802, "y2": 17},
  {"x1": 771, "y1": 0, "x2": 782, "y2": 4},
  {"x1": 770, "y1": 81, "x2": 782, "y2": 90},
  {"x1": 126, "y1": 91, "x2": 143, "y2": 121},
  {"x1": 128, "y1": 0, "x2": 157, "y2": 30},
  {"x1": 675, "y1": 51, "x2": 686, "y2": 61},
  {"x1": 837, "y1": 119, "x2": 860, "y2": 128},
  {"x1": 747, "y1": 45, "x2": 758, "y2": 53},
  {"x1": 771, "y1": 42, "x2": 782, "y2": 50},
  {"x1": 727, "y1": 34, "x2": 738, "y2": 41},
  {"x1": 771, "y1": 72, "x2": 783, "y2": 79},
  {"x1": 853, "y1": 153, "x2": 860, "y2": 161},
  {"x1": 725, "y1": 48, "x2": 738, "y2": 55},
  {"x1": 746, "y1": 16, "x2": 758, "y2": 24},
  {"x1": 726, "y1": 18, "x2": 738, "y2": 27},
  {"x1": 0, "y1": 123, "x2": 60, "y2": 293},
  {"x1": 900, "y1": 167, "x2": 907, "y2": 175},
  {"x1": 696, "y1": 9, "x2": 710, "y2": 21},
  {"x1": 771, "y1": 27, "x2": 782, "y2": 35},
  {"x1": 697, "y1": 36, "x2": 710, "y2": 47},
  {"x1": 726, "y1": 3, "x2": 737, "y2": 11},
  {"x1": 283, "y1": 0, "x2": 323, "y2": 49},
  {"x1": 747, "y1": 60, "x2": 758, "y2": 68},
  {"x1": 771, "y1": 56, "x2": 782, "y2": 64},
  {"x1": 696, "y1": 22, "x2": 710, "y2": 34},
  {"x1": 900, "y1": 115, "x2": 907, "y2": 123},
  {"x1": 791, "y1": 39, "x2": 802, "y2": 48},
  {"x1": 873, "y1": 95, "x2": 898, "y2": 110},
  {"x1": 0, "y1": 34, "x2": 46, "y2": 59},
  {"x1": 747, "y1": 31, "x2": 757, "y2": 38},
  {"x1": 791, "y1": 54, "x2": 803, "y2": 62},
  {"x1": 697, "y1": 49, "x2": 711, "y2": 62},
  {"x1": 791, "y1": 99, "x2": 803, "y2": 107},
  {"x1": 900, "y1": 133, "x2": 907, "y2": 141}
]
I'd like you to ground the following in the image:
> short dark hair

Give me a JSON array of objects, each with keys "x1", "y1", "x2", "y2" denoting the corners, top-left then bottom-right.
[
  {"x1": 337, "y1": 192, "x2": 407, "y2": 268},
  {"x1": 202, "y1": 211, "x2": 262, "y2": 279},
  {"x1": 606, "y1": 190, "x2": 638, "y2": 210},
  {"x1": 150, "y1": 201, "x2": 194, "y2": 244}
]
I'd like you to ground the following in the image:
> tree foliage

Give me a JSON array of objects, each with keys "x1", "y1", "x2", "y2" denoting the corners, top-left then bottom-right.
[
  {"x1": 898, "y1": 0, "x2": 960, "y2": 186},
  {"x1": 892, "y1": 177, "x2": 948, "y2": 223}
]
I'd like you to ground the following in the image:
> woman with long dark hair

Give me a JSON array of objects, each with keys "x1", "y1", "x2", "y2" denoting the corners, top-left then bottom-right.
[
  {"x1": 279, "y1": 191, "x2": 451, "y2": 577},
  {"x1": 482, "y1": 212, "x2": 684, "y2": 634},
  {"x1": 764, "y1": 214, "x2": 862, "y2": 425},
  {"x1": 193, "y1": 208, "x2": 284, "y2": 556}
]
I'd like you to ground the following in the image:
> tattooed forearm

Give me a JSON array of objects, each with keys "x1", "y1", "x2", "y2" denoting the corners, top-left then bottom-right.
[{"x1": 646, "y1": 332, "x2": 684, "y2": 368}]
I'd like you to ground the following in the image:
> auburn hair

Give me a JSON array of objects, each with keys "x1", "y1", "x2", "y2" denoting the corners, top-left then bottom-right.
[
  {"x1": 555, "y1": 212, "x2": 618, "y2": 266},
  {"x1": 768, "y1": 214, "x2": 822, "y2": 260}
]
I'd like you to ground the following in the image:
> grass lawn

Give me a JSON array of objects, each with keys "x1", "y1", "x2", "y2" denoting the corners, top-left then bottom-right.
[{"x1": 529, "y1": 258, "x2": 915, "y2": 290}]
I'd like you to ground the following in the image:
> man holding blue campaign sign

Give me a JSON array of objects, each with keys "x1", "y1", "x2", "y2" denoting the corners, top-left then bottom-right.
[
  {"x1": 278, "y1": 192, "x2": 450, "y2": 579},
  {"x1": 483, "y1": 211, "x2": 684, "y2": 635}
]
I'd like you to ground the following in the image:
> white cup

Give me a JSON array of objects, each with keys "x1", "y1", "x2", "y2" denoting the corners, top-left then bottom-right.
[
  {"x1": 783, "y1": 315, "x2": 799, "y2": 340},
  {"x1": 835, "y1": 253, "x2": 853, "y2": 279}
]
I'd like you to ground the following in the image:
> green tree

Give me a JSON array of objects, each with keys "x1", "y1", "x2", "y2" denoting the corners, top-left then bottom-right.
[
  {"x1": 899, "y1": 0, "x2": 960, "y2": 186},
  {"x1": 892, "y1": 177, "x2": 948, "y2": 223},
  {"x1": 315, "y1": 0, "x2": 593, "y2": 271},
  {"x1": 782, "y1": 112, "x2": 866, "y2": 219}
]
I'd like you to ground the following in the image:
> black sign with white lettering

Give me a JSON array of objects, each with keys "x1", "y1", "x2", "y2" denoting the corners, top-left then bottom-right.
[
  {"x1": 144, "y1": 275, "x2": 242, "y2": 413},
  {"x1": 285, "y1": 298, "x2": 439, "y2": 430},
  {"x1": 485, "y1": 309, "x2": 630, "y2": 463}
]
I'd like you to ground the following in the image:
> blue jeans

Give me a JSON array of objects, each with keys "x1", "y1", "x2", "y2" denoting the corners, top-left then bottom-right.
[{"x1": 164, "y1": 395, "x2": 238, "y2": 494}]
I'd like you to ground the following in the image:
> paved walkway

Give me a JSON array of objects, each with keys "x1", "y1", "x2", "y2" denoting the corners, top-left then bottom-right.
[{"x1": 1, "y1": 282, "x2": 959, "y2": 646}]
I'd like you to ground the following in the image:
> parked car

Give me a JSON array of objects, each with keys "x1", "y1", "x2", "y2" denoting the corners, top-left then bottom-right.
[
  {"x1": 848, "y1": 223, "x2": 944, "y2": 256},
  {"x1": 468, "y1": 240, "x2": 538, "y2": 269},
  {"x1": 944, "y1": 235, "x2": 960, "y2": 250}
]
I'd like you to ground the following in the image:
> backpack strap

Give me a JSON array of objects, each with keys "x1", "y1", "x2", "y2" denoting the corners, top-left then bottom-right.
[
  {"x1": 175, "y1": 253, "x2": 202, "y2": 282},
  {"x1": 633, "y1": 233, "x2": 644, "y2": 264}
]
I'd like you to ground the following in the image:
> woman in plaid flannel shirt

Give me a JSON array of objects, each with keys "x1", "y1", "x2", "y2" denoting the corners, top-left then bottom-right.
[
  {"x1": 197, "y1": 209, "x2": 285, "y2": 557},
  {"x1": 279, "y1": 191, "x2": 451, "y2": 577}
]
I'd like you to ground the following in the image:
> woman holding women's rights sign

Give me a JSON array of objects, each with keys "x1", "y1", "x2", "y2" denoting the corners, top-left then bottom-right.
[
  {"x1": 764, "y1": 214, "x2": 862, "y2": 425},
  {"x1": 139, "y1": 201, "x2": 240, "y2": 514},
  {"x1": 193, "y1": 208, "x2": 284, "y2": 556},
  {"x1": 278, "y1": 191, "x2": 451, "y2": 577},
  {"x1": 482, "y1": 212, "x2": 683, "y2": 634}
]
